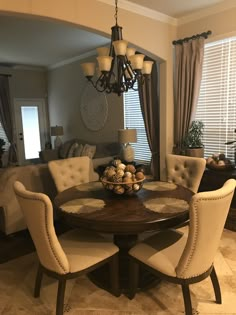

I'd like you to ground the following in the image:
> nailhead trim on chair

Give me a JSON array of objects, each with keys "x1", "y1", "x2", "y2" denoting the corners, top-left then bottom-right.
[
  {"x1": 179, "y1": 191, "x2": 233, "y2": 278},
  {"x1": 15, "y1": 192, "x2": 68, "y2": 274}
]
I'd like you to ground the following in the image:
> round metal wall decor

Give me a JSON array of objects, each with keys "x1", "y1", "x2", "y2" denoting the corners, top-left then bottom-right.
[{"x1": 80, "y1": 83, "x2": 108, "y2": 131}]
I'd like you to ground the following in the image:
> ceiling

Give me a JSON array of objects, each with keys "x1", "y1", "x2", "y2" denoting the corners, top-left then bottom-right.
[
  {"x1": 0, "y1": 0, "x2": 230, "y2": 69},
  {"x1": 128, "y1": 0, "x2": 225, "y2": 18}
]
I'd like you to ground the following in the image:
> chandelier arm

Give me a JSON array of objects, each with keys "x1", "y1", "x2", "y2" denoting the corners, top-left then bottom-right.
[
  {"x1": 107, "y1": 57, "x2": 116, "y2": 83},
  {"x1": 86, "y1": 77, "x2": 96, "y2": 88},
  {"x1": 95, "y1": 73, "x2": 108, "y2": 93}
]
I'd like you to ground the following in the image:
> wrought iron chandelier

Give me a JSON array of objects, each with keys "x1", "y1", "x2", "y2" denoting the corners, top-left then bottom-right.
[{"x1": 81, "y1": 0, "x2": 153, "y2": 96}]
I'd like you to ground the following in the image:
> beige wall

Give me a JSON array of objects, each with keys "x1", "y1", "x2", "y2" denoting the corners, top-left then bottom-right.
[
  {"x1": 177, "y1": 7, "x2": 236, "y2": 41},
  {"x1": 0, "y1": 66, "x2": 48, "y2": 146},
  {"x1": 48, "y1": 57, "x2": 123, "y2": 144}
]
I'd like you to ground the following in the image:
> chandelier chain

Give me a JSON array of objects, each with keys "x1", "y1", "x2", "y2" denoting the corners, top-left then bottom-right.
[{"x1": 114, "y1": 0, "x2": 118, "y2": 25}]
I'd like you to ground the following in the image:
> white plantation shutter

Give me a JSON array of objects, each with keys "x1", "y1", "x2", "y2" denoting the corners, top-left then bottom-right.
[
  {"x1": 195, "y1": 37, "x2": 236, "y2": 161},
  {"x1": 123, "y1": 84, "x2": 151, "y2": 164}
]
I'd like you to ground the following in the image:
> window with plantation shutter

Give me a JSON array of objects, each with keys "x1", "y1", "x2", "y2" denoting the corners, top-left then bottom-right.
[
  {"x1": 195, "y1": 37, "x2": 236, "y2": 161},
  {"x1": 123, "y1": 83, "x2": 151, "y2": 164}
]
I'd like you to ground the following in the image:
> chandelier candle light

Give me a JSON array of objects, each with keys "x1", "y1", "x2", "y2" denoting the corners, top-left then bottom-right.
[
  {"x1": 50, "y1": 125, "x2": 64, "y2": 149},
  {"x1": 81, "y1": 0, "x2": 153, "y2": 96},
  {"x1": 118, "y1": 128, "x2": 137, "y2": 162}
]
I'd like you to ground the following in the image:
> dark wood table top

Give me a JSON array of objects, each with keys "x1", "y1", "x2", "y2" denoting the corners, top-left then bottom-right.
[{"x1": 54, "y1": 181, "x2": 193, "y2": 235}]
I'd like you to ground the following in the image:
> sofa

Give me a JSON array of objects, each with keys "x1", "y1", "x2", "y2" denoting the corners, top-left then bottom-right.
[
  {"x1": 0, "y1": 164, "x2": 57, "y2": 235},
  {"x1": 40, "y1": 138, "x2": 121, "y2": 166},
  {"x1": 0, "y1": 139, "x2": 121, "y2": 235}
]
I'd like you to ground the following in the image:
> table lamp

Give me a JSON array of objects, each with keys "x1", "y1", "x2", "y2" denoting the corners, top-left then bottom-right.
[
  {"x1": 118, "y1": 128, "x2": 137, "y2": 162},
  {"x1": 50, "y1": 125, "x2": 64, "y2": 149}
]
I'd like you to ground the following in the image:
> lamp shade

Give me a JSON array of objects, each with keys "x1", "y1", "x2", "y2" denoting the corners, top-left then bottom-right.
[
  {"x1": 118, "y1": 129, "x2": 137, "y2": 144},
  {"x1": 81, "y1": 62, "x2": 95, "y2": 76},
  {"x1": 50, "y1": 126, "x2": 64, "y2": 136}
]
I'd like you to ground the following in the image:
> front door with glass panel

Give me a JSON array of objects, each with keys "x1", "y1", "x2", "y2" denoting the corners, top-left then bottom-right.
[{"x1": 14, "y1": 99, "x2": 47, "y2": 165}]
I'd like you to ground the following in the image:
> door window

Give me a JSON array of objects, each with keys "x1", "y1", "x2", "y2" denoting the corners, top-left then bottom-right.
[{"x1": 14, "y1": 98, "x2": 47, "y2": 165}]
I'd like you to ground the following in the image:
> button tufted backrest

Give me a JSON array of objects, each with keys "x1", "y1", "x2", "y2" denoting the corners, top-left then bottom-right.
[
  {"x1": 48, "y1": 156, "x2": 99, "y2": 193},
  {"x1": 13, "y1": 181, "x2": 70, "y2": 275},
  {"x1": 166, "y1": 154, "x2": 206, "y2": 193},
  {"x1": 176, "y1": 179, "x2": 236, "y2": 279}
]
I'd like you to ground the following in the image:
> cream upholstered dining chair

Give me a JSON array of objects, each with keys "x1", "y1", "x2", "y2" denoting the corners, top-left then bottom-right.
[
  {"x1": 166, "y1": 154, "x2": 206, "y2": 193},
  {"x1": 48, "y1": 156, "x2": 99, "y2": 193},
  {"x1": 14, "y1": 181, "x2": 120, "y2": 315},
  {"x1": 128, "y1": 179, "x2": 236, "y2": 315}
]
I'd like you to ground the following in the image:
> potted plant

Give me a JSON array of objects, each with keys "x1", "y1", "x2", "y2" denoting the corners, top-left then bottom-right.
[{"x1": 182, "y1": 120, "x2": 204, "y2": 157}]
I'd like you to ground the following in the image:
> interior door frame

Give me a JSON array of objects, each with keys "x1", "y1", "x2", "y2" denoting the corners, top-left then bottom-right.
[{"x1": 14, "y1": 98, "x2": 48, "y2": 165}]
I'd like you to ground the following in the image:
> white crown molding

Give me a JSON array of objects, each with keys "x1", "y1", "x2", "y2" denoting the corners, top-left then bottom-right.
[
  {"x1": 49, "y1": 50, "x2": 97, "y2": 70},
  {"x1": 97, "y1": 0, "x2": 177, "y2": 26},
  {"x1": 178, "y1": 0, "x2": 236, "y2": 25}
]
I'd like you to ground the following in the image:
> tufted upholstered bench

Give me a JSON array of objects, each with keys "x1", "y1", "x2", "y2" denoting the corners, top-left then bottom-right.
[
  {"x1": 166, "y1": 154, "x2": 206, "y2": 193},
  {"x1": 48, "y1": 156, "x2": 99, "y2": 193}
]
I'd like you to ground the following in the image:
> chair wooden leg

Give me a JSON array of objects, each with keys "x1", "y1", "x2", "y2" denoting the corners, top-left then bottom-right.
[
  {"x1": 109, "y1": 253, "x2": 120, "y2": 297},
  {"x1": 128, "y1": 258, "x2": 139, "y2": 300},
  {"x1": 210, "y1": 266, "x2": 222, "y2": 304},
  {"x1": 181, "y1": 284, "x2": 193, "y2": 315},
  {"x1": 34, "y1": 264, "x2": 43, "y2": 298},
  {"x1": 56, "y1": 278, "x2": 66, "y2": 315}
]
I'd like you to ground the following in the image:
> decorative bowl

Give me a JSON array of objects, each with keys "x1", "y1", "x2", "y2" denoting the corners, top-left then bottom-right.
[
  {"x1": 100, "y1": 177, "x2": 145, "y2": 195},
  {"x1": 206, "y1": 163, "x2": 235, "y2": 171}
]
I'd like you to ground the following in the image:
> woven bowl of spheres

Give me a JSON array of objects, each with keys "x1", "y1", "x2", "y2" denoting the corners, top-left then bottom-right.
[{"x1": 100, "y1": 159, "x2": 145, "y2": 195}]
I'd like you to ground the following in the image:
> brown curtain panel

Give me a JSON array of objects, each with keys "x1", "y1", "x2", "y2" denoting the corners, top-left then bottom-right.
[
  {"x1": 0, "y1": 75, "x2": 18, "y2": 165},
  {"x1": 173, "y1": 37, "x2": 205, "y2": 153},
  {"x1": 139, "y1": 62, "x2": 160, "y2": 179}
]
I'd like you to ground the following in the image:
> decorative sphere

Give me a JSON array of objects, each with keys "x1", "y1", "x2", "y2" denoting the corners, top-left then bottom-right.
[
  {"x1": 125, "y1": 164, "x2": 136, "y2": 173},
  {"x1": 114, "y1": 185, "x2": 125, "y2": 194},
  {"x1": 133, "y1": 183, "x2": 140, "y2": 191},
  {"x1": 117, "y1": 169, "x2": 125, "y2": 177},
  {"x1": 124, "y1": 171, "x2": 132, "y2": 178},
  {"x1": 219, "y1": 153, "x2": 226, "y2": 160},
  {"x1": 135, "y1": 172, "x2": 145, "y2": 180},
  {"x1": 207, "y1": 157, "x2": 214, "y2": 164},
  {"x1": 113, "y1": 159, "x2": 122, "y2": 167},
  {"x1": 106, "y1": 169, "x2": 116, "y2": 178},
  {"x1": 117, "y1": 163, "x2": 126, "y2": 170}
]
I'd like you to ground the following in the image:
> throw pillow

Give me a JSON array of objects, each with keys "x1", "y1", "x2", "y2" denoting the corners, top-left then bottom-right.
[
  {"x1": 81, "y1": 144, "x2": 96, "y2": 159},
  {"x1": 74, "y1": 144, "x2": 84, "y2": 157},
  {"x1": 67, "y1": 142, "x2": 79, "y2": 158}
]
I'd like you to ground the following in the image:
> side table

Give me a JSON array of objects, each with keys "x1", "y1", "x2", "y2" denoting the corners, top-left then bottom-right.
[
  {"x1": 39, "y1": 149, "x2": 58, "y2": 163},
  {"x1": 199, "y1": 168, "x2": 236, "y2": 231}
]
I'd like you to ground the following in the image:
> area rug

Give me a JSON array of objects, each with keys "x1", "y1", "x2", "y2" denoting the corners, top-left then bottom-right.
[{"x1": 0, "y1": 228, "x2": 235, "y2": 315}]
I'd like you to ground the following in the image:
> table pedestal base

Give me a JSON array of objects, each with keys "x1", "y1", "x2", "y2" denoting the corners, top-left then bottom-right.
[{"x1": 88, "y1": 234, "x2": 160, "y2": 294}]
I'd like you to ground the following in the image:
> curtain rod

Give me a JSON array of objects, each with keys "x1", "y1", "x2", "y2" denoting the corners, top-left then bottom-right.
[
  {"x1": 0, "y1": 73, "x2": 12, "y2": 77},
  {"x1": 172, "y1": 30, "x2": 212, "y2": 45}
]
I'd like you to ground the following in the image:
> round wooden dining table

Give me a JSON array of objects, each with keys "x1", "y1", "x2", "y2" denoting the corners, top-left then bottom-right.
[{"x1": 54, "y1": 180, "x2": 193, "y2": 292}]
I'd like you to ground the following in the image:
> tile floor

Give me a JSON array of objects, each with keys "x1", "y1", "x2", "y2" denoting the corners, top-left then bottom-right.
[{"x1": 0, "y1": 228, "x2": 235, "y2": 315}]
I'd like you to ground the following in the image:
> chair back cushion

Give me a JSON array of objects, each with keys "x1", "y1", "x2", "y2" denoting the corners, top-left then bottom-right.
[
  {"x1": 48, "y1": 156, "x2": 99, "y2": 193},
  {"x1": 166, "y1": 154, "x2": 206, "y2": 193},
  {"x1": 14, "y1": 181, "x2": 70, "y2": 274},
  {"x1": 176, "y1": 178, "x2": 236, "y2": 278}
]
